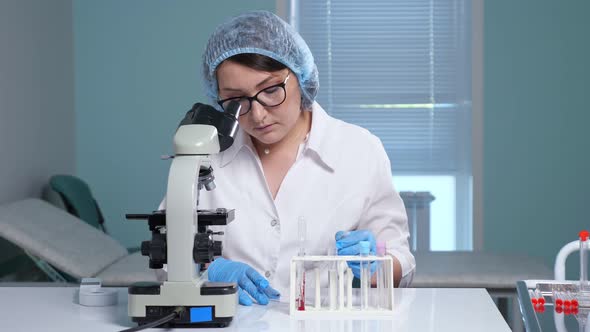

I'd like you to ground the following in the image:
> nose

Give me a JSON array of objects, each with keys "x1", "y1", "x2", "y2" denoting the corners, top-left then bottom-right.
[{"x1": 249, "y1": 100, "x2": 267, "y2": 122}]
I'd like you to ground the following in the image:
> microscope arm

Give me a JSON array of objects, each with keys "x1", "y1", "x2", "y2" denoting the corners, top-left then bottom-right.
[{"x1": 165, "y1": 153, "x2": 209, "y2": 282}]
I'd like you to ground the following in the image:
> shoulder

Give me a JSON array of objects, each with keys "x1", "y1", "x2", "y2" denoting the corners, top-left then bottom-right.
[
  {"x1": 320, "y1": 110, "x2": 385, "y2": 160},
  {"x1": 333, "y1": 117, "x2": 381, "y2": 146}
]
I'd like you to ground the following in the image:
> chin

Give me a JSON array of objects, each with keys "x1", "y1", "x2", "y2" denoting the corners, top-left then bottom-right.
[{"x1": 252, "y1": 132, "x2": 283, "y2": 145}]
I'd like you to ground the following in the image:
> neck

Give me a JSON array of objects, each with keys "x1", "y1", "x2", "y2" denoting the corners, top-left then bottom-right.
[{"x1": 254, "y1": 111, "x2": 311, "y2": 156}]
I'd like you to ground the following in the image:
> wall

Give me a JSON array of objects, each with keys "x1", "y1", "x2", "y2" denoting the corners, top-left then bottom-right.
[
  {"x1": 0, "y1": 0, "x2": 74, "y2": 269},
  {"x1": 0, "y1": 0, "x2": 75, "y2": 204},
  {"x1": 484, "y1": 0, "x2": 590, "y2": 278},
  {"x1": 74, "y1": 0, "x2": 276, "y2": 247}
]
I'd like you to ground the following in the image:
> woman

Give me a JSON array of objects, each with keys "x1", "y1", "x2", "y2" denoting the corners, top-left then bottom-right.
[{"x1": 162, "y1": 10, "x2": 414, "y2": 306}]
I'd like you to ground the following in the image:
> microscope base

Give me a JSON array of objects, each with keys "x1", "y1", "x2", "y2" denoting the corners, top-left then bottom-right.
[{"x1": 128, "y1": 280, "x2": 238, "y2": 328}]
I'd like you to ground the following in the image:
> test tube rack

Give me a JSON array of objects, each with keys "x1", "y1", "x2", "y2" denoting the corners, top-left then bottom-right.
[
  {"x1": 522, "y1": 279, "x2": 590, "y2": 331},
  {"x1": 289, "y1": 255, "x2": 394, "y2": 318}
]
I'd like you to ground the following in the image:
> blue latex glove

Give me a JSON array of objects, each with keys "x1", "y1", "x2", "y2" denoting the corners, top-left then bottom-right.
[
  {"x1": 208, "y1": 258, "x2": 280, "y2": 306},
  {"x1": 335, "y1": 230, "x2": 378, "y2": 278}
]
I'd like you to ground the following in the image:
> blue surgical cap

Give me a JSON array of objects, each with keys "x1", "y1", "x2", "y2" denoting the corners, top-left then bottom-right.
[{"x1": 202, "y1": 10, "x2": 319, "y2": 111}]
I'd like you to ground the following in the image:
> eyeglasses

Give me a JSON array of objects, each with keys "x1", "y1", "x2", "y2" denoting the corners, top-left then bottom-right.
[{"x1": 217, "y1": 74, "x2": 290, "y2": 116}]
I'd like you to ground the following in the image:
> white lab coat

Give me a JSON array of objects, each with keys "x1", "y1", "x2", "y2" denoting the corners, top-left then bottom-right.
[{"x1": 159, "y1": 102, "x2": 415, "y2": 299}]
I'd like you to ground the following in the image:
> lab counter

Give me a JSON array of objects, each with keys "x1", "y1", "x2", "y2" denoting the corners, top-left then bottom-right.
[{"x1": 0, "y1": 285, "x2": 510, "y2": 331}]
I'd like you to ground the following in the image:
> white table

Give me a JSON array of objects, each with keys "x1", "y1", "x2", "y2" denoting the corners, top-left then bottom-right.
[{"x1": 0, "y1": 285, "x2": 510, "y2": 331}]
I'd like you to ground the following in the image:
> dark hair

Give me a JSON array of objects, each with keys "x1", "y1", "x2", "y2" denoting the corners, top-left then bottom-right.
[{"x1": 225, "y1": 53, "x2": 287, "y2": 72}]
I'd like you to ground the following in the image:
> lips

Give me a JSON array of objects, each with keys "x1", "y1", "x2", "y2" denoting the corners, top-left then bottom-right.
[{"x1": 255, "y1": 123, "x2": 274, "y2": 131}]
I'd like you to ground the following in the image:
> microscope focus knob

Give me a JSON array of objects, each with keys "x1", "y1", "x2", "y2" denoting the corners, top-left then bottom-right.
[
  {"x1": 140, "y1": 233, "x2": 167, "y2": 269},
  {"x1": 140, "y1": 241, "x2": 150, "y2": 256},
  {"x1": 212, "y1": 241, "x2": 223, "y2": 257},
  {"x1": 193, "y1": 233, "x2": 217, "y2": 264}
]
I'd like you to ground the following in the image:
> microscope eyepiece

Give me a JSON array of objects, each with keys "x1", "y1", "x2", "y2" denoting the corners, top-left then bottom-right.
[{"x1": 177, "y1": 102, "x2": 241, "y2": 152}]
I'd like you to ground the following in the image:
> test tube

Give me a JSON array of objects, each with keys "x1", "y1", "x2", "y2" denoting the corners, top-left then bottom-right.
[
  {"x1": 329, "y1": 269, "x2": 337, "y2": 310},
  {"x1": 359, "y1": 241, "x2": 370, "y2": 310},
  {"x1": 314, "y1": 268, "x2": 321, "y2": 309},
  {"x1": 296, "y1": 217, "x2": 306, "y2": 310},
  {"x1": 346, "y1": 268, "x2": 353, "y2": 309},
  {"x1": 529, "y1": 289, "x2": 537, "y2": 305},
  {"x1": 298, "y1": 217, "x2": 306, "y2": 256},
  {"x1": 338, "y1": 260, "x2": 346, "y2": 309},
  {"x1": 534, "y1": 288, "x2": 545, "y2": 305},
  {"x1": 580, "y1": 230, "x2": 589, "y2": 291},
  {"x1": 376, "y1": 241, "x2": 386, "y2": 309}
]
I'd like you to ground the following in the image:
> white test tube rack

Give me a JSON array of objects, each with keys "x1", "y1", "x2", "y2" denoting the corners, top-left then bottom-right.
[{"x1": 289, "y1": 255, "x2": 394, "y2": 318}]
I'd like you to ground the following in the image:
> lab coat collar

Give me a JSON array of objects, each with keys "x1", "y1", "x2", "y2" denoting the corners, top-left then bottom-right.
[
  {"x1": 305, "y1": 102, "x2": 336, "y2": 171},
  {"x1": 219, "y1": 126, "x2": 248, "y2": 167},
  {"x1": 219, "y1": 102, "x2": 336, "y2": 171}
]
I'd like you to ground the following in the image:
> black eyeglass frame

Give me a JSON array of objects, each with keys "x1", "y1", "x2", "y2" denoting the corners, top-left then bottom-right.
[{"x1": 217, "y1": 74, "x2": 291, "y2": 116}]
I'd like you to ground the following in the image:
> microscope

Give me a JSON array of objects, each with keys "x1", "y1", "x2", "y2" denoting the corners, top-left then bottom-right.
[{"x1": 125, "y1": 101, "x2": 241, "y2": 328}]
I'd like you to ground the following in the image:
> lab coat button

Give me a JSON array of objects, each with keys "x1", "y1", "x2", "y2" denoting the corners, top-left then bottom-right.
[
  {"x1": 265, "y1": 271, "x2": 271, "y2": 278},
  {"x1": 270, "y1": 219, "x2": 278, "y2": 227}
]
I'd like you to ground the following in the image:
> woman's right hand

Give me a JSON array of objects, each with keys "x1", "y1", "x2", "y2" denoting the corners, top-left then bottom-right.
[
  {"x1": 207, "y1": 257, "x2": 280, "y2": 306},
  {"x1": 335, "y1": 230, "x2": 378, "y2": 278}
]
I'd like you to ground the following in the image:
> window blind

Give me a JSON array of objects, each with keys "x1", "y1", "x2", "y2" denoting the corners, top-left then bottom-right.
[{"x1": 296, "y1": 0, "x2": 472, "y2": 174}]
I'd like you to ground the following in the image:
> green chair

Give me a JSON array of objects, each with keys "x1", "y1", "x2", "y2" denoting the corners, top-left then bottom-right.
[
  {"x1": 45, "y1": 174, "x2": 108, "y2": 234},
  {"x1": 43, "y1": 174, "x2": 139, "y2": 253}
]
